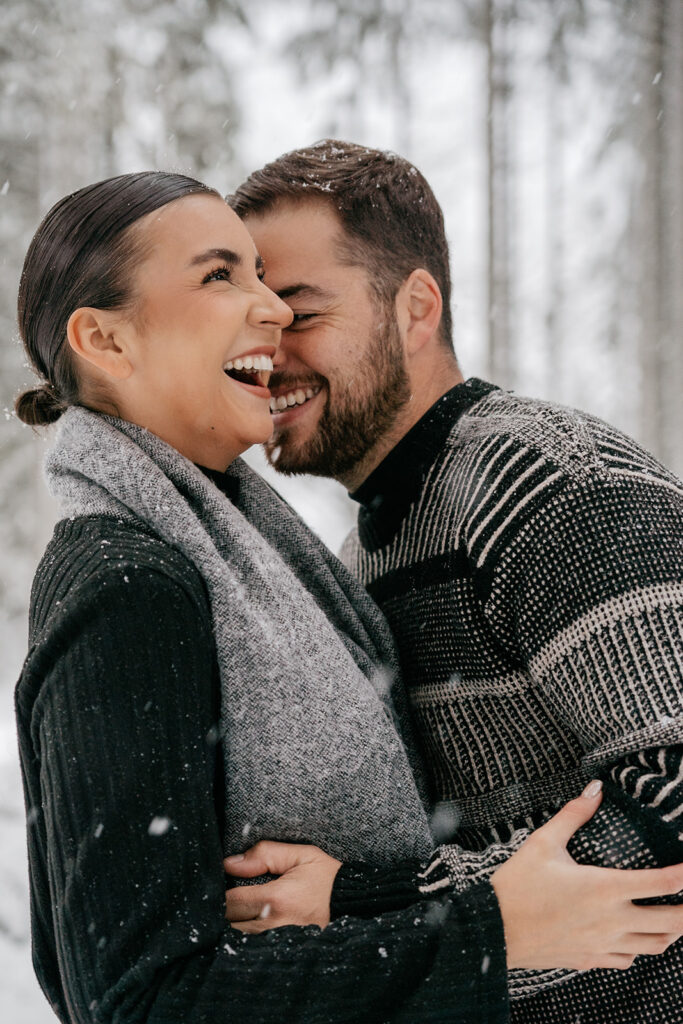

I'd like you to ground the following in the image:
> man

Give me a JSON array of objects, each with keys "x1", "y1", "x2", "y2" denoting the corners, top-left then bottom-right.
[{"x1": 227, "y1": 141, "x2": 683, "y2": 1023}]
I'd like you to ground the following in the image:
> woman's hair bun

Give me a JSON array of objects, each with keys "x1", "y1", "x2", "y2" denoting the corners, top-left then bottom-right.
[{"x1": 14, "y1": 383, "x2": 65, "y2": 426}]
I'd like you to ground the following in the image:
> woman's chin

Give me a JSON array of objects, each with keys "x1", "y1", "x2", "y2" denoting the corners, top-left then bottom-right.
[
  {"x1": 230, "y1": 419, "x2": 275, "y2": 459},
  {"x1": 242, "y1": 427, "x2": 274, "y2": 455}
]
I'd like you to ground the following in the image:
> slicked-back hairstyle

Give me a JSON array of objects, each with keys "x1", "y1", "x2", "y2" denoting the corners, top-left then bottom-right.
[
  {"x1": 15, "y1": 171, "x2": 220, "y2": 426},
  {"x1": 229, "y1": 139, "x2": 453, "y2": 349}
]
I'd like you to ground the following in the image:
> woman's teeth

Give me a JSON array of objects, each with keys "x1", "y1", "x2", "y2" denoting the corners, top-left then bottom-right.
[
  {"x1": 224, "y1": 355, "x2": 273, "y2": 373},
  {"x1": 223, "y1": 354, "x2": 274, "y2": 388},
  {"x1": 270, "y1": 386, "x2": 319, "y2": 413}
]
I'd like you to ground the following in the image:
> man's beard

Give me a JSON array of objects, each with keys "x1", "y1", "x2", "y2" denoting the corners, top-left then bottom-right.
[{"x1": 265, "y1": 316, "x2": 411, "y2": 480}]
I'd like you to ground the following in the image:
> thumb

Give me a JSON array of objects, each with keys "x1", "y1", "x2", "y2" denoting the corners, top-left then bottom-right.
[
  {"x1": 534, "y1": 780, "x2": 603, "y2": 849},
  {"x1": 224, "y1": 840, "x2": 307, "y2": 878}
]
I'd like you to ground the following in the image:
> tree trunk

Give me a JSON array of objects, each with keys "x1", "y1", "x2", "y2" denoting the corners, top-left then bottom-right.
[
  {"x1": 636, "y1": 0, "x2": 677, "y2": 470},
  {"x1": 543, "y1": 36, "x2": 565, "y2": 402},
  {"x1": 484, "y1": 0, "x2": 515, "y2": 388},
  {"x1": 660, "y1": 0, "x2": 683, "y2": 476},
  {"x1": 388, "y1": 0, "x2": 412, "y2": 157}
]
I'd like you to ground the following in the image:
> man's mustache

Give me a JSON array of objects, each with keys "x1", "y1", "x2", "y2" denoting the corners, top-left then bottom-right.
[{"x1": 268, "y1": 372, "x2": 326, "y2": 392}]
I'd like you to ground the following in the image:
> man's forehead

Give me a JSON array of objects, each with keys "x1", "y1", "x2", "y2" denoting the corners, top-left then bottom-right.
[
  {"x1": 276, "y1": 282, "x2": 335, "y2": 302},
  {"x1": 247, "y1": 200, "x2": 343, "y2": 248},
  {"x1": 243, "y1": 201, "x2": 366, "y2": 302},
  {"x1": 246, "y1": 223, "x2": 345, "y2": 293}
]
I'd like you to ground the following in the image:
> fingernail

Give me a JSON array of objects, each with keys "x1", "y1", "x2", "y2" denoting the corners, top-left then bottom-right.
[
  {"x1": 224, "y1": 854, "x2": 245, "y2": 864},
  {"x1": 582, "y1": 780, "x2": 602, "y2": 798}
]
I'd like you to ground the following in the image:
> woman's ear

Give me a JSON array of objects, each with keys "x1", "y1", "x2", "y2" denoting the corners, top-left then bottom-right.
[
  {"x1": 396, "y1": 269, "x2": 443, "y2": 356},
  {"x1": 66, "y1": 307, "x2": 133, "y2": 380}
]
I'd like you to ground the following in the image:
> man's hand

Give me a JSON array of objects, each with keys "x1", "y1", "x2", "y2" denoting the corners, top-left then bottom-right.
[
  {"x1": 491, "y1": 780, "x2": 683, "y2": 971},
  {"x1": 224, "y1": 842, "x2": 342, "y2": 933}
]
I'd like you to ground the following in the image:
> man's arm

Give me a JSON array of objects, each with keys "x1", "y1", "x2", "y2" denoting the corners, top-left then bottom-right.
[
  {"x1": 498, "y1": 472, "x2": 683, "y2": 876},
  {"x1": 390, "y1": 468, "x2": 683, "y2": 898}
]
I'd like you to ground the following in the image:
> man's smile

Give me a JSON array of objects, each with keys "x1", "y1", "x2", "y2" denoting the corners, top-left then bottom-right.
[
  {"x1": 268, "y1": 373, "x2": 326, "y2": 421},
  {"x1": 269, "y1": 383, "x2": 322, "y2": 414}
]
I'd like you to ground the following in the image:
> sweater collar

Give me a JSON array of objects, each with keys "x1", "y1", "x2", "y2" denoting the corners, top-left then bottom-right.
[
  {"x1": 351, "y1": 378, "x2": 497, "y2": 510},
  {"x1": 198, "y1": 463, "x2": 241, "y2": 504},
  {"x1": 350, "y1": 378, "x2": 498, "y2": 548}
]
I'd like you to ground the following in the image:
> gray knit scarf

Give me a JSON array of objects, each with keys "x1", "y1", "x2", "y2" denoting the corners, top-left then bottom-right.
[{"x1": 45, "y1": 407, "x2": 433, "y2": 863}]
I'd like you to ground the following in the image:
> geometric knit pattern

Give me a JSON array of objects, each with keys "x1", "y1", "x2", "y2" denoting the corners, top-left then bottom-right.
[{"x1": 342, "y1": 381, "x2": 683, "y2": 1021}]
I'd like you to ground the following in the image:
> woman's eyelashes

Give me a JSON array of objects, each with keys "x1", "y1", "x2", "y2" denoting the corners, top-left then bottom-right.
[
  {"x1": 202, "y1": 265, "x2": 267, "y2": 285},
  {"x1": 202, "y1": 264, "x2": 233, "y2": 284}
]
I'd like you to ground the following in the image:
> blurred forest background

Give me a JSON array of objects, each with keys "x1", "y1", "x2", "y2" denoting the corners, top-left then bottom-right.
[{"x1": 1, "y1": 0, "x2": 681, "y2": 1018}]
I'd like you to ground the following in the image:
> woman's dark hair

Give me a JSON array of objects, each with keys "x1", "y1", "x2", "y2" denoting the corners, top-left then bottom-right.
[{"x1": 15, "y1": 171, "x2": 220, "y2": 426}]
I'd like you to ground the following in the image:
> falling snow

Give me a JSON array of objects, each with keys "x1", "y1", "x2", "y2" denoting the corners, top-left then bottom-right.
[
  {"x1": 148, "y1": 816, "x2": 171, "y2": 836},
  {"x1": 1, "y1": 1, "x2": 681, "y2": 1019}
]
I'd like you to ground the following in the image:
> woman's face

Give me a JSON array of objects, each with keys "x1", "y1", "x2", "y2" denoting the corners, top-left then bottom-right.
[{"x1": 114, "y1": 194, "x2": 292, "y2": 470}]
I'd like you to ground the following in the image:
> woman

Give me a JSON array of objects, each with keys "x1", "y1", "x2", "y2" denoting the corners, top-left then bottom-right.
[
  {"x1": 14, "y1": 172, "x2": 675, "y2": 1024},
  {"x1": 15, "y1": 171, "x2": 508, "y2": 1023}
]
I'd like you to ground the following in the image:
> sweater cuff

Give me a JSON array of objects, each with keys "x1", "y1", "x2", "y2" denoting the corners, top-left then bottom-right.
[
  {"x1": 391, "y1": 880, "x2": 509, "y2": 1024},
  {"x1": 448, "y1": 880, "x2": 509, "y2": 1023},
  {"x1": 331, "y1": 858, "x2": 426, "y2": 919}
]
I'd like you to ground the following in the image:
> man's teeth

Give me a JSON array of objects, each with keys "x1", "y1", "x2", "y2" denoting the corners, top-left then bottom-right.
[
  {"x1": 270, "y1": 387, "x2": 318, "y2": 412},
  {"x1": 223, "y1": 355, "x2": 274, "y2": 372}
]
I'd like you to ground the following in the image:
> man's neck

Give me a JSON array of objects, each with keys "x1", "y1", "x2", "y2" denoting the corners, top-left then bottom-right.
[{"x1": 338, "y1": 363, "x2": 465, "y2": 491}]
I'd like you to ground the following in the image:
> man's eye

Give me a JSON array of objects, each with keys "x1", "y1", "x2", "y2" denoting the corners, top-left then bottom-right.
[
  {"x1": 203, "y1": 265, "x2": 232, "y2": 283},
  {"x1": 290, "y1": 313, "x2": 316, "y2": 326}
]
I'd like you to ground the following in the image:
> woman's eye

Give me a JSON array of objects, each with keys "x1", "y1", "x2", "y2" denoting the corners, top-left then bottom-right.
[{"x1": 203, "y1": 265, "x2": 232, "y2": 283}]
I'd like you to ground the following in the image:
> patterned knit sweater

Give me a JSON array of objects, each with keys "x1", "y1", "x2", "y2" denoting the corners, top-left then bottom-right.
[{"x1": 340, "y1": 380, "x2": 683, "y2": 1024}]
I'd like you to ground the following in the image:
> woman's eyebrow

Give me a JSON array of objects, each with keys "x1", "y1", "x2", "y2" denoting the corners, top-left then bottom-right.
[{"x1": 188, "y1": 248, "x2": 263, "y2": 272}]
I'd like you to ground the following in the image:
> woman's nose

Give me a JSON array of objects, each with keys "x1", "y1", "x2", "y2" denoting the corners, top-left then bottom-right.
[{"x1": 253, "y1": 281, "x2": 293, "y2": 330}]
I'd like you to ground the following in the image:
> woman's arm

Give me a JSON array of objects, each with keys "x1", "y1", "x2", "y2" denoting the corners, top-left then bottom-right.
[
  {"x1": 226, "y1": 790, "x2": 683, "y2": 970},
  {"x1": 19, "y1": 553, "x2": 507, "y2": 1024}
]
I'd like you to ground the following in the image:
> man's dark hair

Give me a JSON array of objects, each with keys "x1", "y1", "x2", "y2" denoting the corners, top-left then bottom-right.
[{"x1": 229, "y1": 139, "x2": 453, "y2": 349}]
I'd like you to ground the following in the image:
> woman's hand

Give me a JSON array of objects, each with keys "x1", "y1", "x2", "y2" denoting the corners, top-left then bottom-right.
[
  {"x1": 224, "y1": 842, "x2": 342, "y2": 933},
  {"x1": 491, "y1": 781, "x2": 683, "y2": 970}
]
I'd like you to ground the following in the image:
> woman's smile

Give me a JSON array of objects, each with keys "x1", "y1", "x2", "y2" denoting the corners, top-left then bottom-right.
[
  {"x1": 105, "y1": 194, "x2": 292, "y2": 470},
  {"x1": 223, "y1": 349, "x2": 275, "y2": 395}
]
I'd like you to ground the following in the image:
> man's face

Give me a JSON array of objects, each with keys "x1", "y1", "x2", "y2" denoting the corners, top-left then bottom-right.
[{"x1": 245, "y1": 201, "x2": 410, "y2": 481}]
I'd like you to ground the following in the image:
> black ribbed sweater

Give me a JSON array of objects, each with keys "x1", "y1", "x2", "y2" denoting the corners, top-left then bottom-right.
[{"x1": 16, "y1": 513, "x2": 508, "y2": 1024}]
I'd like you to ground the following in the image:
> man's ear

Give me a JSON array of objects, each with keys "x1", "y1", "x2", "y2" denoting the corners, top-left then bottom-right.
[
  {"x1": 396, "y1": 269, "x2": 443, "y2": 356},
  {"x1": 66, "y1": 307, "x2": 133, "y2": 380}
]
